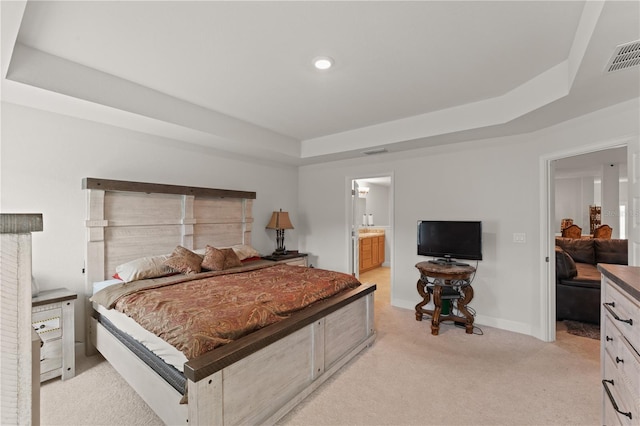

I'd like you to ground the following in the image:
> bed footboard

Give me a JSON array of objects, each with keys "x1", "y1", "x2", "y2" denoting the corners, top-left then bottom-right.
[
  {"x1": 188, "y1": 285, "x2": 376, "y2": 425},
  {"x1": 91, "y1": 284, "x2": 376, "y2": 425}
]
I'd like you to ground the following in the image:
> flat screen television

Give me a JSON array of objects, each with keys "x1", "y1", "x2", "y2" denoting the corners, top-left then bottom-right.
[{"x1": 417, "y1": 220, "x2": 482, "y2": 263}]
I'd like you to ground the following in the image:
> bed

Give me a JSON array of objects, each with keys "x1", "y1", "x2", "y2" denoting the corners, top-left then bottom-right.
[{"x1": 83, "y1": 178, "x2": 376, "y2": 425}]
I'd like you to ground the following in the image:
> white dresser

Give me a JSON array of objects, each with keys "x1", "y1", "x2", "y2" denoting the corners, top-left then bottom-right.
[{"x1": 599, "y1": 264, "x2": 640, "y2": 425}]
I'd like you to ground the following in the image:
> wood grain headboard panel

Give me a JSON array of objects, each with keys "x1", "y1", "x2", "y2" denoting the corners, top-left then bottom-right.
[
  {"x1": 193, "y1": 197, "x2": 254, "y2": 249},
  {"x1": 83, "y1": 178, "x2": 256, "y2": 292}
]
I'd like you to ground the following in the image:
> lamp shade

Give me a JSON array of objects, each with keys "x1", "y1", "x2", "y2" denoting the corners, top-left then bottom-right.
[{"x1": 266, "y1": 209, "x2": 294, "y2": 230}]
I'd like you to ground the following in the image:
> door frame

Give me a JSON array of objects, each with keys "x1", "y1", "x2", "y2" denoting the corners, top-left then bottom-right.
[
  {"x1": 347, "y1": 173, "x2": 394, "y2": 300},
  {"x1": 540, "y1": 137, "x2": 632, "y2": 342}
]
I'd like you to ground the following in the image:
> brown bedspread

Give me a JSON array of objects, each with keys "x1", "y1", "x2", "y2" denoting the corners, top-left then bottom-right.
[{"x1": 103, "y1": 264, "x2": 360, "y2": 360}]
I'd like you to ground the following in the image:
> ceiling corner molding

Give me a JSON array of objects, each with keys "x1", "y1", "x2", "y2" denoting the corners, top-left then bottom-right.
[
  {"x1": 567, "y1": 0, "x2": 605, "y2": 87},
  {"x1": 301, "y1": 60, "x2": 571, "y2": 159},
  {"x1": 299, "y1": 0, "x2": 607, "y2": 160},
  {"x1": 0, "y1": 0, "x2": 27, "y2": 79},
  {"x1": 5, "y1": 43, "x2": 301, "y2": 161}
]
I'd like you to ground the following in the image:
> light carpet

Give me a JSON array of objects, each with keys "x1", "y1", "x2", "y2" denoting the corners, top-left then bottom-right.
[{"x1": 41, "y1": 268, "x2": 600, "y2": 425}]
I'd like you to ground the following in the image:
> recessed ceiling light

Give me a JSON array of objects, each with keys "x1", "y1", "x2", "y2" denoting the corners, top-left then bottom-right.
[{"x1": 313, "y1": 56, "x2": 334, "y2": 70}]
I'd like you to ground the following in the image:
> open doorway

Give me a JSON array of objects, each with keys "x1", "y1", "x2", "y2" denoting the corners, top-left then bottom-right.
[
  {"x1": 351, "y1": 175, "x2": 393, "y2": 306},
  {"x1": 554, "y1": 147, "x2": 628, "y2": 239},
  {"x1": 543, "y1": 143, "x2": 630, "y2": 342}
]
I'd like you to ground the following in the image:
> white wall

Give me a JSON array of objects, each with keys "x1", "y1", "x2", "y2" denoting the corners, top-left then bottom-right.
[
  {"x1": 363, "y1": 183, "x2": 389, "y2": 227},
  {"x1": 602, "y1": 163, "x2": 621, "y2": 238},
  {"x1": 298, "y1": 99, "x2": 640, "y2": 340},
  {"x1": 355, "y1": 181, "x2": 389, "y2": 227},
  {"x1": 554, "y1": 176, "x2": 595, "y2": 232},
  {"x1": 0, "y1": 103, "x2": 299, "y2": 341},
  {"x1": 3, "y1": 99, "x2": 638, "y2": 344}
]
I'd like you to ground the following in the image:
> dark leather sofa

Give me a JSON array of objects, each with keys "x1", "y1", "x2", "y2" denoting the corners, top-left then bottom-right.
[{"x1": 555, "y1": 237, "x2": 628, "y2": 325}]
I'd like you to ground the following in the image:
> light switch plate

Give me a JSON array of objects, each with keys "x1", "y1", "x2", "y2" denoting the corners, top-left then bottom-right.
[{"x1": 513, "y1": 233, "x2": 526, "y2": 243}]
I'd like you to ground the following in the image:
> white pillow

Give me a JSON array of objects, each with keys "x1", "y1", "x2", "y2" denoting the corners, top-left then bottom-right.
[
  {"x1": 93, "y1": 278, "x2": 124, "y2": 295},
  {"x1": 230, "y1": 244, "x2": 260, "y2": 260},
  {"x1": 115, "y1": 254, "x2": 172, "y2": 283}
]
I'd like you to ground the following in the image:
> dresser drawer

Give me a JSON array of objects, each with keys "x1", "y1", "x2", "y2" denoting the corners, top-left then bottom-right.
[
  {"x1": 604, "y1": 329, "x2": 640, "y2": 416},
  {"x1": 603, "y1": 352, "x2": 637, "y2": 426},
  {"x1": 600, "y1": 266, "x2": 640, "y2": 426},
  {"x1": 32, "y1": 308, "x2": 62, "y2": 341},
  {"x1": 616, "y1": 335, "x2": 640, "y2": 403},
  {"x1": 40, "y1": 338, "x2": 62, "y2": 375},
  {"x1": 603, "y1": 315, "x2": 621, "y2": 354},
  {"x1": 603, "y1": 281, "x2": 638, "y2": 352},
  {"x1": 603, "y1": 400, "x2": 622, "y2": 426}
]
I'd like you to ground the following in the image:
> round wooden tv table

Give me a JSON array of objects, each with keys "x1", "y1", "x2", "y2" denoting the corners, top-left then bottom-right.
[{"x1": 415, "y1": 261, "x2": 476, "y2": 335}]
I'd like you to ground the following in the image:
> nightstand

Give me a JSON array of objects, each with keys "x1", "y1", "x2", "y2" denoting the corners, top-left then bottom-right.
[
  {"x1": 31, "y1": 288, "x2": 77, "y2": 382},
  {"x1": 262, "y1": 252, "x2": 309, "y2": 267}
]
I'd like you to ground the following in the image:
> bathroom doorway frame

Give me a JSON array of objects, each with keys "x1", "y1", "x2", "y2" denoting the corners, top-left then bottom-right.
[{"x1": 348, "y1": 173, "x2": 394, "y2": 304}]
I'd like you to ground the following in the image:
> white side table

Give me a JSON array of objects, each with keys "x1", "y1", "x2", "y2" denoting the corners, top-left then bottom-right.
[
  {"x1": 32, "y1": 288, "x2": 77, "y2": 382},
  {"x1": 262, "y1": 252, "x2": 309, "y2": 267}
]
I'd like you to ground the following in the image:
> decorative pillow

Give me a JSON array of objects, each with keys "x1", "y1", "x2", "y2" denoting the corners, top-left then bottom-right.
[
  {"x1": 201, "y1": 246, "x2": 225, "y2": 271},
  {"x1": 230, "y1": 244, "x2": 261, "y2": 261},
  {"x1": 202, "y1": 245, "x2": 242, "y2": 271},
  {"x1": 223, "y1": 248, "x2": 243, "y2": 269},
  {"x1": 195, "y1": 244, "x2": 260, "y2": 261},
  {"x1": 115, "y1": 254, "x2": 173, "y2": 283},
  {"x1": 164, "y1": 246, "x2": 202, "y2": 274},
  {"x1": 555, "y1": 246, "x2": 577, "y2": 280},
  {"x1": 594, "y1": 239, "x2": 628, "y2": 265}
]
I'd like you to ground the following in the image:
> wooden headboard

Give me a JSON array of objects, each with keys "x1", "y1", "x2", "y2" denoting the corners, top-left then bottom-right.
[{"x1": 83, "y1": 178, "x2": 256, "y2": 294}]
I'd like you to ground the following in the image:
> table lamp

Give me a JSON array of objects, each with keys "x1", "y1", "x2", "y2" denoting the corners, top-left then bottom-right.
[{"x1": 266, "y1": 209, "x2": 294, "y2": 255}]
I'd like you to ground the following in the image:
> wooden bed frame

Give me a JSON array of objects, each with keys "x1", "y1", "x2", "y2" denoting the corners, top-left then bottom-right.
[{"x1": 83, "y1": 178, "x2": 376, "y2": 425}]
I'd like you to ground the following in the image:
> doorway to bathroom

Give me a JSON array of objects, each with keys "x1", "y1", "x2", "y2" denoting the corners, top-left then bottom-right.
[{"x1": 351, "y1": 175, "x2": 393, "y2": 305}]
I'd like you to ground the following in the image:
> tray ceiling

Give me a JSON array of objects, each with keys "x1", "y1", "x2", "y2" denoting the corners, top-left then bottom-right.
[{"x1": 2, "y1": 1, "x2": 639, "y2": 165}]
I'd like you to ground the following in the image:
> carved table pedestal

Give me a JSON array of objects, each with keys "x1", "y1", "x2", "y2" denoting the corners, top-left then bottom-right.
[{"x1": 415, "y1": 261, "x2": 476, "y2": 335}]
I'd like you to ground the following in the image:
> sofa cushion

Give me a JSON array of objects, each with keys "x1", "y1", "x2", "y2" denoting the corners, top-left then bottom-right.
[
  {"x1": 555, "y1": 246, "x2": 577, "y2": 280},
  {"x1": 594, "y1": 238, "x2": 628, "y2": 265},
  {"x1": 558, "y1": 263, "x2": 601, "y2": 287},
  {"x1": 555, "y1": 237, "x2": 595, "y2": 264},
  {"x1": 556, "y1": 280, "x2": 600, "y2": 324},
  {"x1": 573, "y1": 262, "x2": 602, "y2": 284}
]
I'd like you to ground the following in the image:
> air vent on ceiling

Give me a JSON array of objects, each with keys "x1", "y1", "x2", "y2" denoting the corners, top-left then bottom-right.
[
  {"x1": 362, "y1": 148, "x2": 388, "y2": 156},
  {"x1": 605, "y1": 40, "x2": 640, "y2": 73}
]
